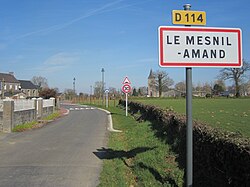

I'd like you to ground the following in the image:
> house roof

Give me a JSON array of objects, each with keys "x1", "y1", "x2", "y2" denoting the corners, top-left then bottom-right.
[
  {"x1": 0, "y1": 73, "x2": 20, "y2": 83},
  {"x1": 19, "y1": 80, "x2": 38, "y2": 89}
]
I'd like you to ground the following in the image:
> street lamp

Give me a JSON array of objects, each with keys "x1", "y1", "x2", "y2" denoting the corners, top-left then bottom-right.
[
  {"x1": 90, "y1": 85, "x2": 92, "y2": 104},
  {"x1": 101, "y1": 68, "x2": 105, "y2": 106},
  {"x1": 73, "y1": 77, "x2": 76, "y2": 94}
]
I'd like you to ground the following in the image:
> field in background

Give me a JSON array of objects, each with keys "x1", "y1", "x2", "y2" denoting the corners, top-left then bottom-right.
[{"x1": 132, "y1": 98, "x2": 250, "y2": 137}]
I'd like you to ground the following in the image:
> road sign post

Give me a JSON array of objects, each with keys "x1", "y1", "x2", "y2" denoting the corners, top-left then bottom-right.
[
  {"x1": 122, "y1": 76, "x2": 132, "y2": 117},
  {"x1": 105, "y1": 89, "x2": 109, "y2": 108},
  {"x1": 159, "y1": 4, "x2": 242, "y2": 187},
  {"x1": 125, "y1": 93, "x2": 128, "y2": 116},
  {"x1": 184, "y1": 4, "x2": 193, "y2": 187}
]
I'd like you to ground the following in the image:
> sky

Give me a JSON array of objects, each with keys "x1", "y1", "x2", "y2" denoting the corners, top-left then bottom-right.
[{"x1": 0, "y1": 0, "x2": 249, "y2": 94}]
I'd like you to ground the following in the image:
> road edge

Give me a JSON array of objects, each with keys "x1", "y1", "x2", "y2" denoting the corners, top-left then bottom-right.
[{"x1": 97, "y1": 108, "x2": 122, "y2": 133}]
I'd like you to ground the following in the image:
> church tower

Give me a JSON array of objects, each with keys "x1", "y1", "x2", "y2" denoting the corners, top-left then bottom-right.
[{"x1": 147, "y1": 69, "x2": 157, "y2": 97}]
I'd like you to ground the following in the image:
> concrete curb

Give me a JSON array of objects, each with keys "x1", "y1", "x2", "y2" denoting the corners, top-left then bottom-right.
[{"x1": 97, "y1": 108, "x2": 122, "y2": 133}]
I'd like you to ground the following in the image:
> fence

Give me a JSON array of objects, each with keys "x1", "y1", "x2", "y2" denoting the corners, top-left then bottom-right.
[
  {"x1": 0, "y1": 97, "x2": 56, "y2": 133},
  {"x1": 14, "y1": 99, "x2": 35, "y2": 111},
  {"x1": 43, "y1": 99, "x2": 54, "y2": 107}
]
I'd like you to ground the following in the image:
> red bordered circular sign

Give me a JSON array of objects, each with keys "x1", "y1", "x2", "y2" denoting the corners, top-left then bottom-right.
[{"x1": 122, "y1": 84, "x2": 131, "y2": 93}]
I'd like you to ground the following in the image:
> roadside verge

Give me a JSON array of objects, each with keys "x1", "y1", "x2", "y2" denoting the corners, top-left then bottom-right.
[{"x1": 97, "y1": 108, "x2": 122, "y2": 132}]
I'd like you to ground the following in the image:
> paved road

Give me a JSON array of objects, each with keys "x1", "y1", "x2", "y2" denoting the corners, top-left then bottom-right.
[{"x1": 0, "y1": 103, "x2": 108, "y2": 187}]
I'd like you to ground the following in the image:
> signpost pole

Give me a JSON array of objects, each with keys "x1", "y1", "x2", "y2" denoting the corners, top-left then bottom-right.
[
  {"x1": 125, "y1": 93, "x2": 128, "y2": 116},
  {"x1": 106, "y1": 91, "x2": 108, "y2": 108},
  {"x1": 186, "y1": 67, "x2": 193, "y2": 187},
  {"x1": 122, "y1": 76, "x2": 131, "y2": 117},
  {"x1": 184, "y1": 4, "x2": 193, "y2": 187},
  {"x1": 159, "y1": 4, "x2": 242, "y2": 187}
]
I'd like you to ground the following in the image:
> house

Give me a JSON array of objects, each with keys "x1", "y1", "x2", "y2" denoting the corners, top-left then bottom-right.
[
  {"x1": 0, "y1": 72, "x2": 21, "y2": 98},
  {"x1": 0, "y1": 72, "x2": 39, "y2": 99},
  {"x1": 19, "y1": 80, "x2": 39, "y2": 98}
]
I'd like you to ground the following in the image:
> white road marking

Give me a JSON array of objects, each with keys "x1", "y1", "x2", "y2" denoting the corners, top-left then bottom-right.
[{"x1": 69, "y1": 107, "x2": 95, "y2": 111}]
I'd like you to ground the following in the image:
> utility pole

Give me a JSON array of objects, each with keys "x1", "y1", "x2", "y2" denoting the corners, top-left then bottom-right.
[
  {"x1": 73, "y1": 77, "x2": 76, "y2": 94},
  {"x1": 90, "y1": 85, "x2": 92, "y2": 104},
  {"x1": 101, "y1": 68, "x2": 105, "y2": 106}
]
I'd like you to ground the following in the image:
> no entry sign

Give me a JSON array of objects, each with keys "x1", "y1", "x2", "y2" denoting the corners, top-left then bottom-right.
[{"x1": 158, "y1": 26, "x2": 242, "y2": 67}]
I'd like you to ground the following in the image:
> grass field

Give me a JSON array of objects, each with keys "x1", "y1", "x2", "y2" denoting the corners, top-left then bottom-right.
[
  {"x1": 132, "y1": 98, "x2": 250, "y2": 137},
  {"x1": 96, "y1": 106, "x2": 184, "y2": 187}
]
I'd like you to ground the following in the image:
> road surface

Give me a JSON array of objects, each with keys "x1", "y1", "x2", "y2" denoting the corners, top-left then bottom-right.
[{"x1": 0, "y1": 103, "x2": 108, "y2": 187}]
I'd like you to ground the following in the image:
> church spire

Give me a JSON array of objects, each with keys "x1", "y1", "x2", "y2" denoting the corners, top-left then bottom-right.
[{"x1": 148, "y1": 69, "x2": 154, "y2": 79}]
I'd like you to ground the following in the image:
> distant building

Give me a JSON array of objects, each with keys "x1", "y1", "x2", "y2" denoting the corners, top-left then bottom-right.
[
  {"x1": 19, "y1": 80, "x2": 39, "y2": 98},
  {"x1": 147, "y1": 69, "x2": 158, "y2": 97},
  {"x1": 0, "y1": 72, "x2": 21, "y2": 98},
  {"x1": 0, "y1": 72, "x2": 39, "y2": 99}
]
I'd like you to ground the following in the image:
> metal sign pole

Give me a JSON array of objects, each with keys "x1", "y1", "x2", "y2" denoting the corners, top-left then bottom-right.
[
  {"x1": 186, "y1": 67, "x2": 193, "y2": 187},
  {"x1": 125, "y1": 93, "x2": 128, "y2": 116},
  {"x1": 184, "y1": 4, "x2": 193, "y2": 187},
  {"x1": 106, "y1": 91, "x2": 108, "y2": 108}
]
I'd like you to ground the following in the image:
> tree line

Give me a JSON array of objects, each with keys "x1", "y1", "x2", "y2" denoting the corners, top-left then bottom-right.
[{"x1": 31, "y1": 60, "x2": 250, "y2": 99}]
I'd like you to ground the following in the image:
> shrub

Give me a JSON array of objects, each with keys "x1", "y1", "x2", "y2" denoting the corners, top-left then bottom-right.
[{"x1": 119, "y1": 99, "x2": 250, "y2": 186}]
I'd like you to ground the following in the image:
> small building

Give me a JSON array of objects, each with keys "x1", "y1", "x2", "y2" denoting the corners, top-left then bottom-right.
[
  {"x1": 0, "y1": 72, "x2": 21, "y2": 98},
  {"x1": 19, "y1": 80, "x2": 39, "y2": 98}
]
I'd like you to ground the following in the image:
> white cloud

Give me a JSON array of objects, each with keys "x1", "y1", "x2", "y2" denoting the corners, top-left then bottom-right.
[{"x1": 40, "y1": 52, "x2": 79, "y2": 73}]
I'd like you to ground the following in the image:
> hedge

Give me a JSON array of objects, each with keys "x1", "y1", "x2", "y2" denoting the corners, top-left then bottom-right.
[{"x1": 119, "y1": 100, "x2": 250, "y2": 186}]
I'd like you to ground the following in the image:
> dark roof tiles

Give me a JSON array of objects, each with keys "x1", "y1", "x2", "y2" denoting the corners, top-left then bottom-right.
[
  {"x1": 19, "y1": 80, "x2": 38, "y2": 89},
  {"x1": 0, "y1": 73, "x2": 19, "y2": 83}
]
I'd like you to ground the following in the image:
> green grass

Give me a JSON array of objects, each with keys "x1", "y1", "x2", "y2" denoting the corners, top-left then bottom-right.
[
  {"x1": 12, "y1": 111, "x2": 61, "y2": 132},
  {"x1": 12, "y1": 121, "x2": 37, "y2": 132},
  {"x1": 42, "y1": 111, "x2": 60, "y2": 121},
  {"x1": 98, "y1": 106, "x2": 184, "y2": 187},
  {"x1": 132, "y1": 98, "x2": 250, "y2": 137}
]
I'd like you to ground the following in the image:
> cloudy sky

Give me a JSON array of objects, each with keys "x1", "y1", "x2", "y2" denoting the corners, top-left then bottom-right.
[{"x1": 0, "y1": 0, "x2": 249, "y2": 93}]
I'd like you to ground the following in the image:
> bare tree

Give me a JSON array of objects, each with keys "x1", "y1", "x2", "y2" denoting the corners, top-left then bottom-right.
[
  {"x1": 64, "y1": 89, "x2": 75, "y2": 100},
  {"x1": 202, "y1": 82, "x2": 212, "y2": 94},
  {"x1": 138, "y1": 86, "x2": 147, "y2": 96},
  {"x1": 218, "y1": 61, "x2": 250, "y2": 97},
  {"x1": 149, "y1": 70, "x2": 174, "y2": 97},
  {"x1": 175, "y1": 81, "x2": 186, "y2": 93},
  {"x1": 94, "y1": 81, "x2": 102, "y2": 98},
  {"x1": 31, "y1": 76, "x2": 48, "y2": 89},
  {"x1": 108, "y1": 87, "x2": 118, "y2": 97}
]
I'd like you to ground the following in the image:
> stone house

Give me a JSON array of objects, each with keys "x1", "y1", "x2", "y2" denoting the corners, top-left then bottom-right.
[
  {"x1": 0, "y1": 72, "x2": 21, "y2": 98},
  {"x1": 19, "y1": 80, "x2": 39, "y2": 98},
  {"x1": 0, "y1": 72, "x2": 39, "y2": 99}
]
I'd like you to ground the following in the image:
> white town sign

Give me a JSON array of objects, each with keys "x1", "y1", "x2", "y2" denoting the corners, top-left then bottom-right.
[{"x1": 158, "y1": 26, "x2": 242, "y2": 67}]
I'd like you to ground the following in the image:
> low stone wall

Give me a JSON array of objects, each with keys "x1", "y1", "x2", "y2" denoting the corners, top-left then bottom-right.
[
  {"x1": 0, "y1": 111, "x2": 3, "y2": 131},
  {"x1": 13, "y1": 109, "x2": 37, "y2": 128},
  {"x1": 0, "y1": 98, "x2": 56, "y2": 132}
]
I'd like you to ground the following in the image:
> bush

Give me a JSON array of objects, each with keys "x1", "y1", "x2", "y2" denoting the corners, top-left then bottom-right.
[{"x1": 119, "y1": 99, "x2": 250, "y2": 186}]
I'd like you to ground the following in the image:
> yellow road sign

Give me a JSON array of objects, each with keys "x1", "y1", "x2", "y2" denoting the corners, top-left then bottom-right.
[{"x1": 172, "y1": 10, "x2": 206, "y2": 26}]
